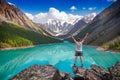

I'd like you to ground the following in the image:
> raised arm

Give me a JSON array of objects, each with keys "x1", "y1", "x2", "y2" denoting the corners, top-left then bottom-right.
[
  {"x1": 82, "y1": 33, "x2": 89, "y2": 43},
  {"x1": 71, "y1": 35, "x2": 77, "y2": 43}
]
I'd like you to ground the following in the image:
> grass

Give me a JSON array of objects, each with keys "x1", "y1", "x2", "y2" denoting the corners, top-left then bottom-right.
[
  {"x1": 103, "y1": 37, "x2": 120, "y2": 50},
  {"x1": 0, "y1": 22, "x2": 62, "y2": 48}
]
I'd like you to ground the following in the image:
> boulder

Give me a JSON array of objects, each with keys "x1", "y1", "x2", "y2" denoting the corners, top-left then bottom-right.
[
  {"x1": 91, "y1": 64, "x2": 110, "y2": 80},
  {"x1": 109, "y1": 62, "x2": 120, "y2": 80},
  {"x1": 72, "y1": 66, "x2": 85, "y2": 80},
  {"x1": 10, "y1": 65, "x2": 61, "y2": 80},
  {"x1": 72, "y1": 65, "x2": 110, "y2": 80},
  {"x1": 60, "y1": 72, "x2": 73, "y2": 80},
  {"x1": 84, "y1": 69, "x2": 101, "y2": 80}
]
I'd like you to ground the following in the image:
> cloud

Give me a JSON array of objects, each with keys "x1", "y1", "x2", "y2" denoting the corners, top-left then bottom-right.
[
  {"x1": 70, "y1": 5, "x2": 77, "y2": 12},
  {"x1": 25, "y1": 7, "x2": 83, "y2": 24},
  {"x1": 25, "y1": 13, "x2": 34, "y2": 20},
  {"x1": 108, "y1": 0, "x2": 117, "y2": 1},
  {"x1": 88, "y1": 7, "x2": 96, "y2": 10}
]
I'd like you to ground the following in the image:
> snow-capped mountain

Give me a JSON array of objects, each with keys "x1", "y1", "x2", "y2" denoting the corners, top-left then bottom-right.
[
  {"x1": 39, "y1": 13, "x2": 96, "y2": 36},
  {"x1": 41, "y1": 19, "x2": 80, "y2": 36},
  {"x1": 83, "y1": 13, "x2": 97, "y2": 23}
]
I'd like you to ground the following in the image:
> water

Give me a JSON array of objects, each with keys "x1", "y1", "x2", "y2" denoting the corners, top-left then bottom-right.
[{"x1": 0, "y1": 42, "x2": 120, "y2": 80}]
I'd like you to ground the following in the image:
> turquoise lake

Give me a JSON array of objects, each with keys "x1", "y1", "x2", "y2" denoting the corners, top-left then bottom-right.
[{"x1": 0, "y1": 42, "x2": 120, "y2": 80}]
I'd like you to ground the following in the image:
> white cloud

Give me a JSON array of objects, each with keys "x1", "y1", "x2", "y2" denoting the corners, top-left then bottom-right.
[
  {"x1": 26, "y1": 7, "x2": 83, "y2": 24},
  {"x1": 107, "y1": 0, "x2": 117, "y2": 2},
  {"x1": 88, "y1": 7, "x2": 96, "y2": 11},
  {"x1": 70, "y1": 5, "x2": 77, "y2": 12},
  {"x1": 25, "y1": 13, "x2": 34, "y2": 20}
]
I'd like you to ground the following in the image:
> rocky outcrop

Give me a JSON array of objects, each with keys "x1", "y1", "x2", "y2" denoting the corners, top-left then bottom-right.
[
  {"x1": 10, "y1": 65, "x2": 61, "y2": 80},
  {"x1": 109, "y1": 62, "x2": 120, "y2": 80},
  {"x1": 73, "y1": 66, "x2": 109, "y2": 80},
  {"x1": 10, "y1": 65, "x2": 73, "y2": 80},
  {"x1": 73, "y1": 62, "x2": 120, "y2": 80},
  {"x1": 10, "y1": 62, "x2": 120, "y2": 80}
]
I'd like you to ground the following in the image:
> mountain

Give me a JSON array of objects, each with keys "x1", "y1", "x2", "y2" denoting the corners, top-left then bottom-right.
[
  {"x1": 40, "y1": 19, "x2": 75, "y2": 36},
  {"x1": 0, "y1": 0, "x2": 44, "y2": 33},
  {"x1": 0, "y1": 0, "x2": 62, "y2": 48},
  {"x1": 0, "y1": 22, "x2": 61, "y2": 48},
  {"x1": 39, "y1": 13, "x2": 96, "y2": 37},
  {"x1": 72, "y1": 0, "x2": 120, "y2": 50},
  {"x1": 83, "y1": 13, "x2": 97, "y2": 23},
  {"x1": 57, "y1": 19, "x2": 87, "y2": 39}
]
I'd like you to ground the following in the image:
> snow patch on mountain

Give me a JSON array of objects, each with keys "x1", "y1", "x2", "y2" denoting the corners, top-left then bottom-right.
[
  {"x1": 8, "y1": 2, "x2": 16, "y2": 6},
  {"x1": 25, "y1": 8, "x2": 97, "y2": 36},
  {"x1": 83, "y1": 13, "x2": 97, "y2": 23}
]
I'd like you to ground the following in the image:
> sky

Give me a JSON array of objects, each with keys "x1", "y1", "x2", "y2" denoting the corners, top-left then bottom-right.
[{"x1": 7, "y1": 0, "x2": 116, "y2": 23}]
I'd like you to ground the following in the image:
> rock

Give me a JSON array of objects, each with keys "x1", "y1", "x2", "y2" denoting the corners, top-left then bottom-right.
[
  {"x1": 84, "y1": 69, "x2": 101, "y2": 80},
  {"x1": 91, "y1": 64, "x2": 110, "y2": 80},
  {"x1": 60, "y1": 72, "x2": 73, "y2": 80},
  {"x1": 109, "y1": 62, "x2": 120, "y2": 80},
  {"x1": 72, "y1": 66, "x2": 86, "y2": 77},
  {"x1": 10, "y1": 65, "x2": 61, "y2": 80},
  {"x1": 72, "y1": 65, "x2": 110, "y2": 80},
  {"x1": 10, "y1": 62, "x2": 120, "y2": 80},
  {"x1": 72, "y1": 66, "x2": 101, "y2": 80}
]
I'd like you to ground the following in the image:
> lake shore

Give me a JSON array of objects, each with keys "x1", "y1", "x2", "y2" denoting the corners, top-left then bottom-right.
[
  {"x1": 91, "y1": 45, "x2": 120, "y2": 53},
  {"x1": 0, "y1": 42, "x2": 62, "y2": 50},
  {"x1": 0, "y1": 43, "x2": 120, "y2": 53},
  {"x1": 0, "y1": 45, "x2": 35, "y2": 50},
  {"x1": 97, "y1": 47, "x2": 120, "y2": 53}
]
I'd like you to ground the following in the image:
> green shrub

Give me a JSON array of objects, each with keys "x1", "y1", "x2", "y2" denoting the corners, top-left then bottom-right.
[
  {"x1": 0, "y1": 42, "x2": 11, "y2": 48},
  {"x1": 0, "y1": 22, "x2": 61, "y2": 48},
  {"x1": 105, "y1": 37, "x2": 120, "y2": 50}
]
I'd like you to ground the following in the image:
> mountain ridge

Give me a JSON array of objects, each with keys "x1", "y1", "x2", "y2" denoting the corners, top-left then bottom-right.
[
  {"x1": 0, "y1": 0, "x2": 62, "y2": 48},
  {"x1": 71, "y1": 0, "x2": 120, "y2": 50},
  {"x1": 0, "y1": 0, "x2": 43, "y2": 33},
  {"x1": 39, "y1": 13, "x2": 96, "y2": 37}
]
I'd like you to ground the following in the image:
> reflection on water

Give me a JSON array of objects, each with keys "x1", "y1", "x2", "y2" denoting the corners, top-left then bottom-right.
[{"x1": 0, "y1": 42, "x2": 120, "y2": 80}]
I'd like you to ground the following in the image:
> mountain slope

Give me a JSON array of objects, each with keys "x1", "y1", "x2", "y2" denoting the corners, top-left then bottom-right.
[
  {"x1": 57, "y1": 19, "x2": 86, "y2": 39},
  {"x1": 39, "y1": 13, "x2": 96, "y2": 38},
  {"x1": 0, "y1": 0, "x2": 45, "y2": 33},
  {"x1": 67, "y1": 19, "x2": 86, "y2": 36},
  {"x1": 0, "y1": 0, "x2": 62, "y2": 48},
  {"x1": 0, "y1": 22, "x2": 61, "y2": 48},
  {"x1": 41, "y1": 19, "x2": 73, "y2": 36},
  {"x1": 73, "y1": 0, "x2": 120, "y2": 50}
]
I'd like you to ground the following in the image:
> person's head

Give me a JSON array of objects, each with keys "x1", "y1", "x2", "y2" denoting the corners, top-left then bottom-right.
[{"x1": 77, "y1": 38, "x2": 80, "y2": 42}]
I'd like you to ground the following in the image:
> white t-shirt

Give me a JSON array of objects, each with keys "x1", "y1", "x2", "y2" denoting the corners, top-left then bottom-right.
[{"x1": 76, "y1": 41, "x2": 82, "y2": 51}]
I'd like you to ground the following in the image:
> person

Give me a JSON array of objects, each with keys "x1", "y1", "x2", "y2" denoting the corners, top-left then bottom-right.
[{"x1": 71, "y1": 33, "x2": 89, "y2": 67}]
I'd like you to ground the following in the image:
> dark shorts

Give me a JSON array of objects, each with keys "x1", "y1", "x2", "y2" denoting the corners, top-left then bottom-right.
[{"x1": 75, "y1": 51, "x2": 82, "y2": 56}]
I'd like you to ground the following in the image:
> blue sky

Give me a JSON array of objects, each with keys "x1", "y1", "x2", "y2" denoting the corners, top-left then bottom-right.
[{"x1": 7, "y1": 0, "x2": 115, "y2": 15}]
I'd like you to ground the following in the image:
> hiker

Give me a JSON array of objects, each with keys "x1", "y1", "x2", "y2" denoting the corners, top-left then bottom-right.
[{"x1": 71, "y1": 33, "x2": 89, "y2": 67}]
